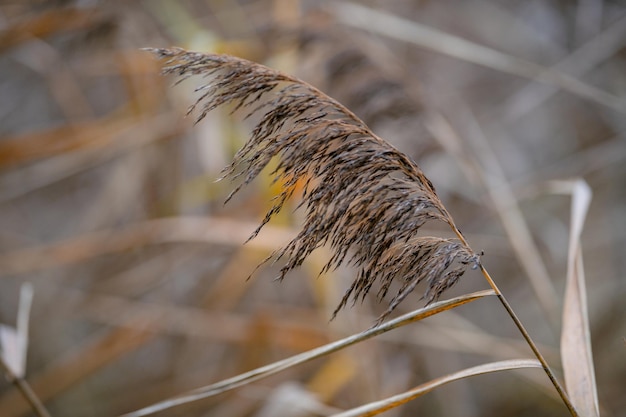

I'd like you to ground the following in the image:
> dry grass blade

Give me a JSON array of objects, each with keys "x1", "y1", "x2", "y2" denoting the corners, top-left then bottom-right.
[
  {"x1": 0, "y1": 359, "x2": 51, "y2": 417},
  {"x1": 0, "y1": 8, "x2": 102, "y2": 52},
  {"x1": 499, "y1": 13, "x2": 626, "y2": 122},
  {"x1": 549, "y1": 180, "x2": 598, "y2": 416},
  {"x1": 332, "y1": 359, "x2": 543, "y2": 417},
  {"x1": 0, "y1": 114, "x2": 183, "y2": 203},
  {"x1": 0, "y1": 283, "x2": 33, "y2": 378},
  {"x1": 331, "y1": 2, "x2": 626, "y2": 114},
  {"x1": 0, "y1": 217, "x2": 294, "y2": 276},
  {"x1": 119, "y1": 290, "x2": 495, "y2": 417},
  {"x1": 0, "y1": 285, "x2": 50, "y2": 417},
  {"x1": 70, "y1": 288, "x2": 330, "y2": 351},
  {"x1": 0, "y1": 327, "x2": 152, "y2": 417},
  {"x1": 147, "y1": 47, "x2": 480, "y2": 322}
]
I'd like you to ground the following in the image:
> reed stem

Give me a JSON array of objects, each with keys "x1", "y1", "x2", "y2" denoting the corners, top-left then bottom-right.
[
  {"x1": 448, "y1": 222, "x2": 578, "y2": 416},
  {"x1": 0, "y1": 357, "x2": 51, "y2": 417}
]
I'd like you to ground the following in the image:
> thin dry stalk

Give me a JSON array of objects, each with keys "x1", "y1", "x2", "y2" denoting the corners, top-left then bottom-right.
[
  {"x1": 0, "y1": 285, "x2": 48, "y2": 417},
  {"x1": 0, "y1": 358, "x2": 51, "y2": 417},
  {"x1": 0, "y1": 327, "x2": 152, "y2": 417},
  {"x1": 0, "y1": 114, "x2": 183, "y2": 203},
  {"x1": 427, "y1": 105, "x2": 560, "y2": 322},
  {"x1": 0, "y1": 217, "x2": 294, "y2": 276},
  {"x1": 331, "y1": 2, "x2": 626, "y2": 114}
]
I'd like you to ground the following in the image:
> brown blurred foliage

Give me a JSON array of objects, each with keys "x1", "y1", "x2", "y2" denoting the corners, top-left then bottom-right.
[{"x1": 0, "y1": 1, "x2": 625, "y2": 416}]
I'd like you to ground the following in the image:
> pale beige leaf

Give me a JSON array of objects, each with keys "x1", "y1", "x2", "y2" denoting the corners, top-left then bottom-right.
[
  {"x1": 0, "y1": 327, "x2": 151, "y2": 417},
  {"x1": 0, "y1": 283, "x2": 33, "y2": 378},
  {"x1": 550, "y1": 179, "x2": 599, "y2": 417},
  {"x1": 0, "y1": 325, "x2": 20, "y2": 377},
  {"x1": 332, "y1": 359, "x2": 543, "y2": 417}
]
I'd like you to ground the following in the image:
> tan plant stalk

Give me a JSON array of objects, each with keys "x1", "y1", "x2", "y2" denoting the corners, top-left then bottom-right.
[
  {"x1": 147, "y1": 47, "x2": 578, "y2": 415},
  {"x1": 0, "y1": 358, "x2": 51, "y2": 417}
]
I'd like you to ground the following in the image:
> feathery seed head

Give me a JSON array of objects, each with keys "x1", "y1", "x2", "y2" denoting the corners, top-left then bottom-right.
[{"x1": 149, "y1": 47, "x2": 478, "y2": 323}]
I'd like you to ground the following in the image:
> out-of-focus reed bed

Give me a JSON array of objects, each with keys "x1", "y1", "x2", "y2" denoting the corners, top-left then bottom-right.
[{"x1": 0, "y1": 1, "x2": 624, "y2": 416}]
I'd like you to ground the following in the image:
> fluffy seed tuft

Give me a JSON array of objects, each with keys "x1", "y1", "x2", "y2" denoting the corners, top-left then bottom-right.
[{"x1": 149, "y1": 47, "x2": 478, "y2": 322}]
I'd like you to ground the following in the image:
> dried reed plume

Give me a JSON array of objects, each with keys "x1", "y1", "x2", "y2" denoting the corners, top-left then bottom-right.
[{"x1": 149, "y1": 47, "x2": 479, "y2": 322}]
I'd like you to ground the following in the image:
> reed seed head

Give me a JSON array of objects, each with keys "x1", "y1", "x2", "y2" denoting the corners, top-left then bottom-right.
[{"x1": 149, "y1": 47, "x2": 479, "y2": 322}]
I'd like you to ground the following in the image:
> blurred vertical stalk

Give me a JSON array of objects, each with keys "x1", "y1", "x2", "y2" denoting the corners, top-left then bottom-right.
[
  {"x1": 0, "y1": 359, "x2": 51, "y2": 417},
  {"x1": 446, "y1": 219, "x2": 579, "y2": 417}
]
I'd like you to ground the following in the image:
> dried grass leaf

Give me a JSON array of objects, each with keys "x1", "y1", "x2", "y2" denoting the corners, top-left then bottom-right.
[
  {"x1": 0, "y1": 217, "x2": 295, "y2": 276},
  {"x1": 120, "y1": 290, "x2": 495, "y2": 417},
  {"x1": 550, "y1": 179, "x2": 599, "y2": 417},
  {"x1": 0, "y1": 327, "x2": 151, "y2": 417},
  {"x1": 148, "y1": 47, "x2": 480, "y2": 322},
  {"x1": 332, "y1": 359, "x2": 543, "y2": 417}
]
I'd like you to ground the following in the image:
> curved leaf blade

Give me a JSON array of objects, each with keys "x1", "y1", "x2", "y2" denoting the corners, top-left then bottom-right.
[
  {"x1": 332, "y1": 359, "x2": 543, "y2": 417},
  {"x1": 120, "y1": 289, "x2": 495, "y2": 417},
  {"x1": 550, "y1": 179, "x2": 598, "y2": 417}
]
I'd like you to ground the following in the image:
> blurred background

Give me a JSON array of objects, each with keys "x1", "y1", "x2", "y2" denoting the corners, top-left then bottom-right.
[{"x1": 0, "y1": 1, "x2": 625, "y2": 416}]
